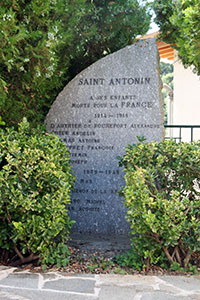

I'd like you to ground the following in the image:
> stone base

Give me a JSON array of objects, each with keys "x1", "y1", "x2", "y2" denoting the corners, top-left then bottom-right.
[{"x1": 67, "y1": 232, "x2": 131, "y2": 253}]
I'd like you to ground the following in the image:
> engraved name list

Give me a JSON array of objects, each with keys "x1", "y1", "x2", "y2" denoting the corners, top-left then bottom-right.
[{"x1": 45, "y1": 39, "x2": 164, "y2": 234}]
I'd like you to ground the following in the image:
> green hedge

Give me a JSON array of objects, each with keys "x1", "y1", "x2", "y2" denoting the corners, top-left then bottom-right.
[
  {"x1": 119, "y1": 139, "x2": 200, "y2": 271},
  {"x1": 0, "y1": 119, "x2": 75, "y2": 267}
]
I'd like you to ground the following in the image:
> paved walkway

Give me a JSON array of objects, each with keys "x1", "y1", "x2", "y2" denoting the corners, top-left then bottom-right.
[{"x1": 0, "y1": 266, "x2": 200, "y2": 300}]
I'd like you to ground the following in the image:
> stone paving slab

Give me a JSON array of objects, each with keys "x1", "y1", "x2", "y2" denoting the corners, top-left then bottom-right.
[
  {"x1": 140, "y1": 291, "x2": 199, "y2": 300},
  {"x1": 97, "y1": 274, "x2": 200, "y2": 300},
  {"x1": 98, "y1": 285, "x2": 137, "y2": 300},
  {"x1": 0, "y1": 274, "x2": 38, "y2": 289},
  {"x1": 43, "y1": 277, "x2": 96, "y2": 293},
  {"x1": 160, "y1": 275, "x2": 200, "y2": 292},
  {"x1": 0, "y1": 288, "x2": 95, "y2": 300},
  {"x1": 0, "y1": 267, "x2": 200, "y2": 300}
]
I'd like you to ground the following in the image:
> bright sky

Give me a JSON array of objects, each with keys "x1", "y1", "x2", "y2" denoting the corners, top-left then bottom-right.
[
  {"x1": 146, "y1": 0, "x2": 159, "y2": 33},
  {"x1": 148, "y1": 22, "x2": 159, "y2": 34}
]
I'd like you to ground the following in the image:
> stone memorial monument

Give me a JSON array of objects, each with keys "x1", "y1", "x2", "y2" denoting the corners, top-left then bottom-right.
[{"x1": 45, "y1": 38, "x2": 164, "y2": 234}]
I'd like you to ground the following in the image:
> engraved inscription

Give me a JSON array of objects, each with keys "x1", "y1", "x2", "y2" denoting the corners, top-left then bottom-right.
[
  {"x1": 46, "y1": 40, "x2": 164, "y2": 234},
  {"x1": 77, "y1": 77, "x2": 151, "y2": 86}
]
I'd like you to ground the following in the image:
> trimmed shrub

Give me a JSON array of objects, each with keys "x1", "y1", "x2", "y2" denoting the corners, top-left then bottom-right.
[
  {"x1": 0, "y1": 118, "x2": 75, "y2": 267},
  {"x1": 119, "y1": 139, "x2": 200, "y2": 271}
]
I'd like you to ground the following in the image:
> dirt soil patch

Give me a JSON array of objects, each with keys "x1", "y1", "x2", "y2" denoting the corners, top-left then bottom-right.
[{"x1": 8, "y1": 233, "x2": 200, "y2": 276}]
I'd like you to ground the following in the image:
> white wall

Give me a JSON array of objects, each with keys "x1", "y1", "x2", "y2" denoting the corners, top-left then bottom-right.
[{"x1": 172, "y1": 54, "x2": 200, "y2": 141}]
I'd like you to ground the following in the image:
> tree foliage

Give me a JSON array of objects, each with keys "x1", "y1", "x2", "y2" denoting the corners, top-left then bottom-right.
[
  {"x1": 0, "y1": 0, "x2": 87, "y2": 127},
  {"x1": 0, "y1": 0, "x2": 151, "y2": 127},
  {"x1": 161, "y1": 62, "x2": 173, "y2": 89},
  {"x1": 160, "y1": 62, "x2": 173, "y2": 124},
  {"x1": 67, "y1": 0, "x2": 151, "y2": 79},
  {"x1": 153, "y1": 0, "x2": 200, "y2": 75}
]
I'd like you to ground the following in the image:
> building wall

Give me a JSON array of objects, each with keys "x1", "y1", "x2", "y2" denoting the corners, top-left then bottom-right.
[{"x1": 172, "y1": 55, "x2": 200, "y2": 141}]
